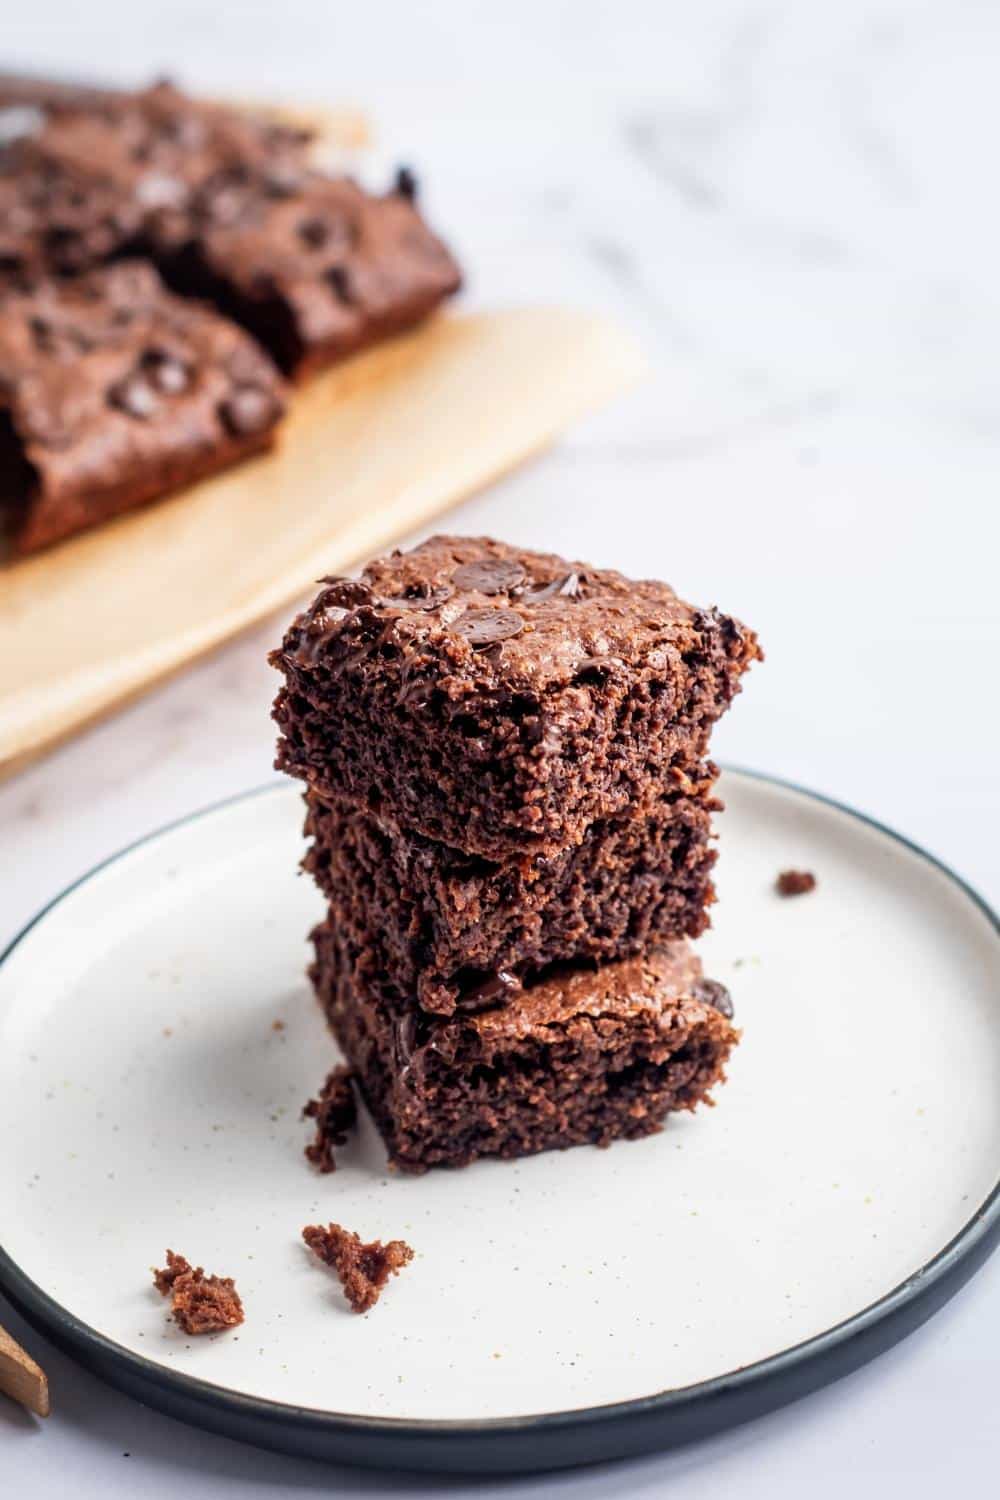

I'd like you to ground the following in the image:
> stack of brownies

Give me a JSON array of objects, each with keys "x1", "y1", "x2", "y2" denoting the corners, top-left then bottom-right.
[
  {"x1": 270, "y1": 535, "x2": 762, "y2": 1171},
  {"x1": 0, "y1": 78, "x2": 460, "y2": 552}
]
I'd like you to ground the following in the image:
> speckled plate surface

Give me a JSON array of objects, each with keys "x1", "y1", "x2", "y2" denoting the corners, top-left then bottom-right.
[{"x1": 1, "y1": 771, "x2": 998, "y2": 1472}]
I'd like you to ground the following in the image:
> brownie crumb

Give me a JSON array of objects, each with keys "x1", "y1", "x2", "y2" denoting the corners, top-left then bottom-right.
[
  {"x1": 302, "y1": 1223, "x2": 414, "y2": 1312},
  {"x1": 152, "y1": 1249, "x2": 244, "y2": 1335},
  {"x1": 776, "y1": 869, "x2": 817, "y2": 897},
  {"x1": 272, "y1": 1019, "x2": 285, "y2": 1031},
  {"x1": 303, "y1": 1064, "x2": 357, "y2": 1173}
]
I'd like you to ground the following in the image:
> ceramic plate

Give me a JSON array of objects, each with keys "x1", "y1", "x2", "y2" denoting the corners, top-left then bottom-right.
[{"x1": 1, "y1": 771, "x2": 998, "y2": 1473}]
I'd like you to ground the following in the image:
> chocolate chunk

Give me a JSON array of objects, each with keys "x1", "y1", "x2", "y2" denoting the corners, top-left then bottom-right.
[
  {"x1": 219, "y1": 384, "x2": 280, "y2": 435},
  {"x1": 315, "y1": 576, "x2": 375, "y2": 609},
  {"x1": 453, "y1": 607, "x2": 525, "y2": 647},
  {"x1": 142, "y1": 349, "x2": 191, "y2": 395},
  {"x1": 457, "y1": 969, "x2": 522, "y2": 1011},
  {"x1": 376, "y1": 585, "x2": 453, "y2": 612},
  {"x1": 109, "y1": 372, "x2": 159, "y2": 419},
  {"x1": 298, "y1": 215, "x2": 331, "y2": 249},
  {"x1": 327, "y1": 263, "x2": 352, "y2": 302},
  {"x1": 693, "y1": 978, "x2": 734, "y2": 1018},
  {"x1": 453, "y1": 557, "x2": 527, "y2": 594},
  {"x1": 394, "y1": 166, "x2": 418, "y2": 202},
  {"x1": 523, "y1": 572, "x2": 580, "y2": 602}
]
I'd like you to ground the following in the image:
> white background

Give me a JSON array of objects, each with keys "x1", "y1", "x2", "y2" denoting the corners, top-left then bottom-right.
[{"x1": 1, "y1": 1, "x2": 998, "y2": 1493}]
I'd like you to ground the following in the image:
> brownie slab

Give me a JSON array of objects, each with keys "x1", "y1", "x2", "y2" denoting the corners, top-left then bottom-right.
[
  {"x1": 271, "y1": 536, "x2": 762, "y2": 861},
  {"x1": 0, "y1": 259, "x2": 285, "y2": 553},
  {"x1": 159, "y1": 167, "x2": 462, "y2": 376},
  {"x1": 311, "y1": 917, "x2": 738, "y2": 1173},
  {"x1": 302, "y1": 777, "x2": 719, "y2": 1014}
]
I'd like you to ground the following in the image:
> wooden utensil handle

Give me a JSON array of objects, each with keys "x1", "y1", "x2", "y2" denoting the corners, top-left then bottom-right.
[{"x1": 0, "y1": 1322, "x2": 50, "y2": 1417}]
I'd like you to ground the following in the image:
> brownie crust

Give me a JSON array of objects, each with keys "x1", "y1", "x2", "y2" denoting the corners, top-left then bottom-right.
[
  {"x1": 271, "y1": 536, "x2": 761, "y2": 861},
  {"x1": 311, "y1": 918, "x2": 738, "y2": 1173},
  {"x1": 0, "y1": 259, "x2": 285, "y2": 553},
  {"x1": 302, "y1": 779, "x2": 719, "y2": 1014}
]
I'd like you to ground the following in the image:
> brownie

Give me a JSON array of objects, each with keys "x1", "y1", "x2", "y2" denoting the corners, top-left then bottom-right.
[
  {"x1": 0, "y1": 259, "x2": 285, "y2": 553},
  {"x1": 158, "y1": 166, "x2": 462, "y2": 376},
  {"x1": 302, "y1": 776, "x2": 719, "y2": 1014},
  {"x1": 0, "y1": 80, "x2": 313, "y2": 283},
  {"x1": 152, "y1": 1250, "x2": 244, "y2": 1335},
  {"x1": 311, "y1": 917, "x2": 738, "y2": 1173},
  {"x1": 302, "y1": 1223, "x2": 414, "y2": 1312},
  {"x1": 271, "y1": 536, "x2": 762, "y2": 862}
]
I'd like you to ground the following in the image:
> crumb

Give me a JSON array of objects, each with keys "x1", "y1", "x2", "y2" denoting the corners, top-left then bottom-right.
[
  {"x1": 776, "y1": 869, "x2": 816, "y2": 897},
  {"x1": 302, "y1": 1065, "x2": 357, "y2": 1173},
  {"x1": 272, "y1": 1019, "x2": 285, "y2": 1031},
  {"x1": 302, "y1": 1223, "x2": 413, "y2": 1312},
  {"x1": 152, "y1": 1250, "x2": 244, "y2": 1335}
]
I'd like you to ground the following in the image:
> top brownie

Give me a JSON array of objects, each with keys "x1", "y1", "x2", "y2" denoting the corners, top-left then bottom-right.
[{"x1": 271, "y1": 536, "x2": 761, "y2": 860}]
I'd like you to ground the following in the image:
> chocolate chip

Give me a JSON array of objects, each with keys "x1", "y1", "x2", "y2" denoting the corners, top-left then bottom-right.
[
  {"x1": 298, "y1": 216, "x2": 330, "y2": 249},
  {"x1": 109, "y1": 373, "x2": 159, "y2": 420},
  {"x1": 142, "y1": 350, "x2": 191, "y2": 395},
  {"x1": 693, "y1": 979, "x2": 734, "y2": 1019},
  {"x1": 458, "y1": 970, "x2": 522, "y2": 1011},
  {"x1": 376, "y1": 586, "x2": 452, "y2": 612},
  {"x1": 453, "y1": 558, "x2": 527, "y2": 595},
  {"x1": 327, "y1": 264, "x2": 353, "y2": 303},
  {"x1": 523, "y1": 572, "x2": 580, "y2": 601},
  {"x1": 454, "y1": 608, "x2": 525, "y2": 647},
  {"x1": 394, "y1": 165, "x2": 418, "y2": 201},
  {"x1": 219, "y1": 385, "x2": 280, "y2": 436},
  {"x1": 315, "y1": 576, "x2": 374, "y2": 609}
]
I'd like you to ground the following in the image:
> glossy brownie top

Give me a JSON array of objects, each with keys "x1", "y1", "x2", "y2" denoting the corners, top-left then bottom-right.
[{"x1": 278, "y1": 534, "x2": 760, "y2": 697}]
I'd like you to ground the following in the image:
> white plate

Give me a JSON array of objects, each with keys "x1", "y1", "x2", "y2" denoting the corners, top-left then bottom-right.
[{"x1": 1, "y1": 771, "x2": 998, "y2": 1472}]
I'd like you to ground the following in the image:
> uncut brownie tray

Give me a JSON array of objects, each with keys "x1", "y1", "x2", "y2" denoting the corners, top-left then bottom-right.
[
  {"x1": 302, "y1": 778, "x2": 720, "y2": 1015},
  {"x1": 312, "y1": 916, "x2": 738, "y2": 1173},
  {"x1": 271, "y1": 535, "x2": 761, "y2": 862}
]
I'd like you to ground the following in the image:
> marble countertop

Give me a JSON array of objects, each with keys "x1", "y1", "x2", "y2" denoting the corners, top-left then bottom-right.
[{"x1": 2, "y1": 2, "x2": 998, "y2": 1495}]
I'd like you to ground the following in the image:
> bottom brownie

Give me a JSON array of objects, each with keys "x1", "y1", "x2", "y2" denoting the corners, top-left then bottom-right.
[{"x1": 310, "y1": 918, "x2": 738, "y2": 1172}]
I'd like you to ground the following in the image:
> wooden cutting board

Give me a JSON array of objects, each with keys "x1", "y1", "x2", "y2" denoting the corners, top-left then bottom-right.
[{"x1": 0, "y1": 307, "x2": 645, "y2": 776}]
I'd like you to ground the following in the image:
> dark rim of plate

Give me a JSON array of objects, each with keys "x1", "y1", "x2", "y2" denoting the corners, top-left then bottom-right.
[{"x1": 0, "y1": 767, "x2": 997, "y2": 1475}]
